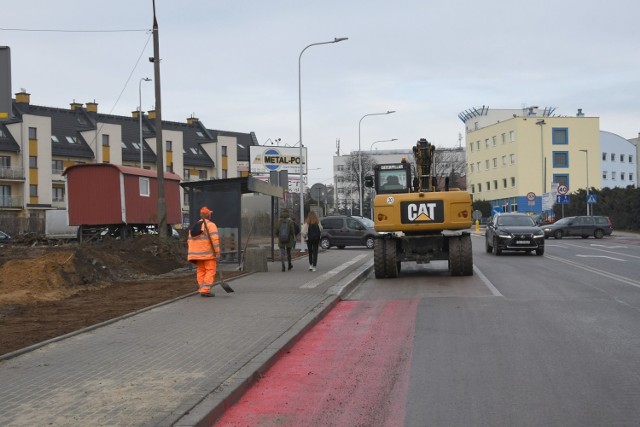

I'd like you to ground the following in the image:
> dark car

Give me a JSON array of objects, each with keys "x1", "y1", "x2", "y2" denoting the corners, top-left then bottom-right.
[
  {"x1": 0, "y1": 230, "x2": 11, "y2": 244},
  {"x1": 485, "y1": 213, "x2": 545, "y2": 256},
  {"x1": 542, "y1": 215, "x2": 613, "y2": 239},
  {"x1": 319, "y1": 215, "x2": 378, "y2": 249}
]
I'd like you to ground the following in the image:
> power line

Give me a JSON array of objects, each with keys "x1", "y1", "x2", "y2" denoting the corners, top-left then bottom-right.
[{"x1": 0, "y1": 27, "x2": 149, "y2": 33}]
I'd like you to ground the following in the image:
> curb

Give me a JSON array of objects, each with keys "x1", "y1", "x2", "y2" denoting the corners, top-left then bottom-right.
[{"x1": 174, "y1": 261, "x2": 374, "y2": 427}]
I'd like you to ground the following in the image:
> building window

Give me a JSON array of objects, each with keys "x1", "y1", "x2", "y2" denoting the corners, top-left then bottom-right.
[
  {"x1": 166, "y1": 163, "x2": 173, "y2": 173},
  {"x1": 502, "y1": 178, "x2": 507, "y2": 188},
  {"x1": 485, "y1": 181, "x2": 490, "y2": 191},
  {"x1": 52, "y1": 160, "x2": 64, "y2": 174},
  {"x1": 485, "y1": 159, "x2": 490, "y2": 169},
  {"x1": 28, "y1": 127, "x2": 37, "y2": 139},
  {"x1": 222, "y1": 169, "x2": 228, "y2": 179},
  {"x1": 478, "y1": 183, "x2": 482, "y2": 192},
  {"x1": 222, "y1": 146, "x2": 228, "y2": 156},
  {"x1": 493, "y1": 180, "x2": 498, "y2": 189},
  {"x1": 183, "y1": 193, "x2": 189, "y2": 205},
  {"x1": 1, "y1": 185, "x2": 11, "y2": 206},
  {"x1": 610, "y1": 153, "x2": 615, "y2": 161},
  {"x1": 470, "y1": 143, "x2": 474, "y2": 152},
  {"x1": 501, "y1": 133, "x2": 506, "y2": 144},
  {"x1": 139, "y1": 177, "x2": 150, "y2": 197},
  {"x1": 198, "y1": 170, "x2": 207, "y2": 180},
  {"x1": 611, "y1": 171, "x2": 616, "y2": 180},
  {"x1": 476, "y1": 141, "x2": 480, "y2": 151},
  {"x1": 51, "y1": 135, "x2": 59, "y2": 143},
  {"x1": 53, "y1": 187, "x2": 64, "y2": 202},
  {"x1": 337, "y1": 165, "x2": 344, "y2": 171},
  {"x1": 166, "y1": 140, "x2": 172, "y2": 152},
  {"x1": 510, "y1": 177, "x2": 516, "y2": 187},
  {"x1": 485, "y1": 139, "x2": 489, "y2": 148},
  {"x1": 183, "y1": 169, "x2": 190, "y2": 180},
  {"x1": 29, "y1": 156, "x2": 37, "y2": 168},
  {"x1": 552, "y1": 151, "x2": 569, "y2": 168},
  {"x1": 630, "y1": 173, "x2": 634, "y2": 181},
  {"x1": 602, "y1": 152, "x2": 607, "y2": 161},
  {"x1": 66, "y1": 136, "x2": 78, "y2": 144},
  {"x1": 30, "y1": 184, "x2": 38, "y2": 197},
  {"x1": 492, "y1": 158, "x2": 497, "y2": 168},
  {"x1": 102, "y1": 134, "x2": 110, "y2": 147},
  {"x1": 602, "y1": 171, "x2": 607, "y2": 180},
  {"x1": 492, "y1": 136, "x2": 497, "y2": 147},
  {"x1": 471, "y1": 184, "x2": 475, "y2": 193},
  {"x1": 629, "y1": 155, "x2": 634, "y2": 163},
  {"x1": 476, "y1": 161, "x2": 481, "y2": 172},
  {"x1": 553, "y1": 174, "x2": 569, "y2": 187},
  {"x1": 620, "y1": 154, "x2": 624, "y2": 162},
  {"x1": 621, "y1": 172, "x2": 626, "y2": 181},
  {"x1": 510, "y1": 154, "x2": 516, "y2": 164},
  {"x1": 552, "y1": 128, "x2": 568, "y2": 145},
  {"x1": 509, "y1": 131, "x2": 515, "y2": 142},
  {"x1": 0, "y1": 156, "x2": 10, "y2": 167},
  {"x1": 502, "y1": 155, "x2": 506, "y2": 166},
  {"x1": 469, "y1": 163, "x2": 474, "y2": 173}
]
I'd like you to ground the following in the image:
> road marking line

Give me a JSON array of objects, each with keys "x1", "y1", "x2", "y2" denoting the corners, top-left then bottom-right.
[
  {"x1": 576, "y1": 254, "x2": 626, "y2": 261},
  {"x1": 546, "y1": 254, "x2": 640, "y2": 289},
  {"x1": 562, "y1": 242, "x2": 640, "y2": 260},
  {"x1": 473, "y1": 265, "x2": 503, "y2": 297},
  {"x1": 300, "y1": 254, "x2": 368, "y2": 289}
]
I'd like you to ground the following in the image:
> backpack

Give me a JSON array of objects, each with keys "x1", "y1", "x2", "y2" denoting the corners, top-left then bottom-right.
[
  {"x1": 307, "y1": 223, "x2": 321, "y2": 243},
  {"x1": 279, "y1": 219, "x2": 290, "y2": 244}
]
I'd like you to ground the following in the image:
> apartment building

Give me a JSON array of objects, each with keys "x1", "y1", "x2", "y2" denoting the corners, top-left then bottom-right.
[
  {"x1": 0, "y1": 91, "x2": 256, "y2": 233},
  {"x1": 460, "y1": 106, "x2": 636, "y2": 214}
]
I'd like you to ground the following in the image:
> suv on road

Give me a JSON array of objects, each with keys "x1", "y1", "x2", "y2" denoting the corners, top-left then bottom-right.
[
  {"x1": 485, "y1": 213, "x2": 545, "y2": 256},
  {"x1": 542, "y1": 215, "x2": 613, "y2": 239},
  {"x1": 319, "y1": 215, "x2": 378, "y2": 249}
]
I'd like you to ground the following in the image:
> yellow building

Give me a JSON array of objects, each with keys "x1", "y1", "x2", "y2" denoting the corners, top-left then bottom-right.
[{"x1": 460, "y1": 106, "x2": 600, "y2": 214}]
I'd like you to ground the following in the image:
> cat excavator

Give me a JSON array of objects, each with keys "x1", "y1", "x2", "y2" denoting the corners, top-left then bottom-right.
[{"x1": 366, "y1": 138, "x2": 473, "y2": 278}]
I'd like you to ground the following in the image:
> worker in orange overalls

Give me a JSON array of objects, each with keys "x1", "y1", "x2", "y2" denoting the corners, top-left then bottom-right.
[{"x1": 187, "y1": 206, "x2": 220, "y2": 297}]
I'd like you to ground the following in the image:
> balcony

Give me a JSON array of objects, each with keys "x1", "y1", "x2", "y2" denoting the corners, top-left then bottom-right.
[
  {"x1": 0, "y1": 195, "x2": 24, "y2": 209},
  {"x1": 52, "y1": 169, "x2": 66, "y2": 182},
  {"x1": 0, "y1": 167, "x2": 26, "y2": 181}
]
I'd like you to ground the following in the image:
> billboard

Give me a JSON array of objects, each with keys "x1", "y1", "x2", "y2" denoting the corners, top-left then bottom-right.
[
  {"x1": 250, "y1": 146, "x2": 307, "y2": 175},
  {"x1": 0, "y1": 46, "x2": 11, "y2": 120}
]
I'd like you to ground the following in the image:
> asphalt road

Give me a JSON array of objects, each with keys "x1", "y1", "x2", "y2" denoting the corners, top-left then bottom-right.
[{"x1": 215, "y1": 233, "x2": 640, "y2": 426}]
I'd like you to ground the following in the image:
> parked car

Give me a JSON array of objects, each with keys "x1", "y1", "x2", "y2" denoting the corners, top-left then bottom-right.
[
  {"x1": 485, "y1": 213, "x2": 545, "y2": 256},
  {"x1": 319, "y1": 215, "x2": 378, "y2": 249},
  {"x1": 542, "y1": 215, "x2": 613, "y2": 239},
  {"x1": 0, "y1": 230, "x2": 11, "y2": 244}
]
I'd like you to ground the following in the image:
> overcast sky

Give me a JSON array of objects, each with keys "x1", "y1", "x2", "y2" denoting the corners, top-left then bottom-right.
[{"x1": 2, "y1": 0, "x2": 639, "y2": 186}]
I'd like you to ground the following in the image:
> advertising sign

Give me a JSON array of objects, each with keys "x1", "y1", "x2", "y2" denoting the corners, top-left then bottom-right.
[{"x1": 250, "y1": 146, "x2": 307, "y2": 175}]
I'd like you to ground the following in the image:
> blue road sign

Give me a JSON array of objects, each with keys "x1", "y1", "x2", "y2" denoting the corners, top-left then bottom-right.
[
  {"x1": 556, "y1": 194, "x2": 570, "y2": 204},
  {"x1": 587, "y1": 194, "x2": 597, "y2": 204}
]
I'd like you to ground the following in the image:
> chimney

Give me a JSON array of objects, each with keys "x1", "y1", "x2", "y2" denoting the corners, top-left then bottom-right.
[
  {"x1": 70, "y1": 100, "x2": 82, "y2": 111},
  {"x1": 132, "y1": 110, "x2": 142, "y2": 119},
  {"x1": 576, "y1": 108, "x2": 585, "y2": 117},
  {"x1": 187, "y1": 115, "x2": 199, "y2": 125},
  {"x1": 86, "y1": 101, "x2": 98, "y2": 113},
  {"x1": 15, "y1": 90, "x2": 30, "y2": 104},
  {"x1": 148, "y1": 109, "x2": 156, "y2": 120}
]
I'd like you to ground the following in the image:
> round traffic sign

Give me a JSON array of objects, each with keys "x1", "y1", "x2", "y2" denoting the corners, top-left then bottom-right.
[
  {"x1": 557, "y1": 184, "x2": 568, "y2": 195},
  {"x1": 526, "y1": 192, "x2": 536, "y2": 201}
]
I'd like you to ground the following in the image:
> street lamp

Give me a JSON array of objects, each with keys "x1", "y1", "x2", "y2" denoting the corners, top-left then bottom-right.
[
  {"x1": 358, "y1": 111, "x2": 395, "y2": 216},
  {"x1": 536, "y1": 119, "x2": 546, "y2": 194},
  {"x1": 580, "y1": 149, "x2": 589, "y2": 216},
  {"x1": 138, "y1": 77, "x2": 152, "y2": 168},
  {"x1": 370, "y1": 138, "x2": 398, "y2": 151},
  {"x1": 298, "y1": 37, "x2": 348, "y2": 250}
]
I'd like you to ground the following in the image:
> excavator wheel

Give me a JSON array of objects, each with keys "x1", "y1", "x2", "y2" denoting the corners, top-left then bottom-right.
[
  {"x1": 373, "y1": 238, "x2": 398, "y2": 278},
  {"x1": 448, "y1": 235, "x2": 474, "y2": 276}
]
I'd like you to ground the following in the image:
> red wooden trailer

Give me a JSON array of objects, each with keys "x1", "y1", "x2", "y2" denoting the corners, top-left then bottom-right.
[{"x1": 63, "y1": 164, "x2": 182, "y2": 241}]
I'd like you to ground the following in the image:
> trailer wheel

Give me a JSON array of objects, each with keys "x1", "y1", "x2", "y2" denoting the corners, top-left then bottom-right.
[
  {"x1": 460, "y1": 234, "x2": 474, "y2": 276},
  {"x1": 384, "y1": 239, "x2": 399, "y2": 278}
]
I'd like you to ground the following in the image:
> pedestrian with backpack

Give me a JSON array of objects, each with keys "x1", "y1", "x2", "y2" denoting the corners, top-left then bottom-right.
[
  {"x1": 275, "y1": 209, "x2": 296, "y2": 272},
  {"x1": 301, "y1": 211, "x2": 323, "y2": 271}
]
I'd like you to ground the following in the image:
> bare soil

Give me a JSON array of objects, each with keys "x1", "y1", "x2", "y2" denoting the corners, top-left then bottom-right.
[{"x1": 0, "y1": 234, "x2": 247, "y2": 356}]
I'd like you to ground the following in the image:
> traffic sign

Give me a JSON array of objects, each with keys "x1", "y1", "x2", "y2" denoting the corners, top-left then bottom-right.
[
  {"x1": 587, "y1": 194, "x2": 597, "y2": 204},
  {"x1": 557, "y1": 184, "x2": 568, "y2": 195},
  {"x1": 556, "y1": 194, "x2": 570, "y2": 204},
  {"x1": 526, "y1": 192, "x2": 536, "y2": 201}
]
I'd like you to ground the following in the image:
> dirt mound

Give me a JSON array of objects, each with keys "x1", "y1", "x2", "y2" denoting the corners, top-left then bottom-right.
[{"x1": 0, "y1": 235, "x2": 189, "y2": 307}]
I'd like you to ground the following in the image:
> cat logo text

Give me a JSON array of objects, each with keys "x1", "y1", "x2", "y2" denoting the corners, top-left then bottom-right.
[{"x1": 400, "y1": 201, "x2": 445, "y2": 224}]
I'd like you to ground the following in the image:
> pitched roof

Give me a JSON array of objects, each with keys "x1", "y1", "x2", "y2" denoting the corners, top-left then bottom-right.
[{"x1": 0, "y1": 122, "x2": 19, "y2": 152}]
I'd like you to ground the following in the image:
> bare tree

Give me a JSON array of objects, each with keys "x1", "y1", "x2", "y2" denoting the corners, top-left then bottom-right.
[{"x1": 433, "y1": 147, "x2": 466, "y2": 189}]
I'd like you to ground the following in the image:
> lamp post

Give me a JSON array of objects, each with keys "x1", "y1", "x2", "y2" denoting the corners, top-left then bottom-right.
[
  {"x1": 138, "y1": 77, "x2": 152, "y2": 168},
  {"x1": 298, "y1": 37, "x2": 348, "y2": 249},
  {"x1": 370, "y1": 138, "x2": 398, "y2": 151},
  {"x1": 580, "y1": 149, "x2": 589, "y2": 216},
  {"x1": 536, "y1": 119, "x2": 546, "y2": 195},
  {"x1": 358, "y1": 111, "x2": 395, "y2": 216}
]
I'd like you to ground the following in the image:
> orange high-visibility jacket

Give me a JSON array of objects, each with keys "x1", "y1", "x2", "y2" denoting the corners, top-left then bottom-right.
[{"x1": 187, "y1": 220, "x2": 220, "y2": 262}]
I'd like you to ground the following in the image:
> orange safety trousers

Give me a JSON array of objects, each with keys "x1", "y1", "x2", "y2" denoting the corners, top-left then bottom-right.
[{"x1": 195, "y1": 258, "x2": 217, "y2": 294}]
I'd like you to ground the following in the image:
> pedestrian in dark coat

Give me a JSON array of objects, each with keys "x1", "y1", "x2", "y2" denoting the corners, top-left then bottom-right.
[{"x1": 275, "y1": 210, "x2": 296, "y2": 272}]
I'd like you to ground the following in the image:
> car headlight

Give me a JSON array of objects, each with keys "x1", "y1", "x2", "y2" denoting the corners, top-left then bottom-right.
[
  {"x1": 533, "y1": 230, "x2": 544, "y2": 238},
  {"x1": 497, "y1": 233, "x2": 512, "y2": 239}
]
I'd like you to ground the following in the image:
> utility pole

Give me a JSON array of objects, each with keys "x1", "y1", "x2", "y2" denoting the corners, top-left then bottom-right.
[{"x1": 151, "y1": 0, "x2": 167, "y2": 238}]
